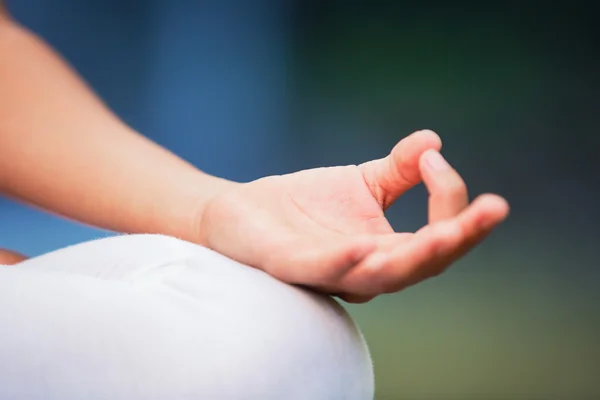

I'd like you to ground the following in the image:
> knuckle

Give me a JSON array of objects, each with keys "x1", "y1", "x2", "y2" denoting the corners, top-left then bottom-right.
[{"x1": 426, "y1": 233, "x2": 451, "y2": 256}]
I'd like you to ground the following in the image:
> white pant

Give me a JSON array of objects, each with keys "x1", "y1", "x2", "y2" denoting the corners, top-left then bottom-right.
[{"x1": 0, "y1": 234, "x2": 373, "y2": 399}]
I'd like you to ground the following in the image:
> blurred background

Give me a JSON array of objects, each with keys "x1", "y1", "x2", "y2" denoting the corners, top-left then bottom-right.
[{"x1": 1, "y1": 1, "x2": 599, "y2": 398}]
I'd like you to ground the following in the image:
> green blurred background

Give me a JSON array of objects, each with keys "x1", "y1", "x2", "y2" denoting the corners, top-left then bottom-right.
[
  {"x1": 2, "y1": 1, "x2": 599, "y2": 398},
  {"x1": 292, "y1": 2, "x2": 600, "y2": 399}
]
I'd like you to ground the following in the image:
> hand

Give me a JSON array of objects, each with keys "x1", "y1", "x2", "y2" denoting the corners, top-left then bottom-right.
[{"x1": 198, "y1": 130, "x2": 509, "y2": 303}]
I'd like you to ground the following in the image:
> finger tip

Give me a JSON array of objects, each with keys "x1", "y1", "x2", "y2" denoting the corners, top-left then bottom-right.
[
  {"x1": 415, "y1": 129, "x2": 442, "y2": 149},
  {"x1": 418, "y1": 148, "x2": 438, "y2": 169},
  {"x1": 419, "y1": 148, "x2": 452, "y2": 177},
  {"x1": 389, "y1": 131, "x2": 443, "y2": 182},
  {"x1": 477, "y1": 193, "x2": 511, "y2": 221}
]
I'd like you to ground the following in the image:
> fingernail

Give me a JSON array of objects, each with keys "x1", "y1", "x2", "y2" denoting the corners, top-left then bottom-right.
[{"x1": 425, "y1": 150, "x2": 450, "y2": 171}]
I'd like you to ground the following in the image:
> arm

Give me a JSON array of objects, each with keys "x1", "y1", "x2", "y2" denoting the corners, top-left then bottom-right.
[
  {"x1": 0, "y1": 13, "x2": 236, "y2": 244},
  {"x1": 0, "y1": 5, "x2": 509, "y2": 301}
]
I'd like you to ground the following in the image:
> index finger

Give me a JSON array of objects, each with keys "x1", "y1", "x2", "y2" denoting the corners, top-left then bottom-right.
[{"x1": 420, "y1": 149, "x2": 469, "y2": 223}]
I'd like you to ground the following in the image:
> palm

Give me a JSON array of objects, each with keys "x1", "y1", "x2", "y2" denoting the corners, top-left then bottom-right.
[
  {"x1": 201, "y1": 131, "x2": 509, "y2": 302},
  {"x1": 277, "y1": 166, "x2": 393, "y2": 236}
]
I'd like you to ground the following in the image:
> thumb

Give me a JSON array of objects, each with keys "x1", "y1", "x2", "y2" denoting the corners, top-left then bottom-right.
[{"x1": 359, "y1": 129, "x2": 442, "y2": 210}]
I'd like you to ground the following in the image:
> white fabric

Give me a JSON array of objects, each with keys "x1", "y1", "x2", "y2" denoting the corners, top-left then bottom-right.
[{"x1": 0, "y1": 234, "x2": 374, "y2": 399}]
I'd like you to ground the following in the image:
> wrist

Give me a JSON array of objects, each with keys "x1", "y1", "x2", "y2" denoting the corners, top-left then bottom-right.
[{"x1": 163, "y1": 172, "x2": 239, "y2": 246}]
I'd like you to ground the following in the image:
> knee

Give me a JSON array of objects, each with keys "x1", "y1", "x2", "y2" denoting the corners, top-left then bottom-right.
[
  {"x1": 105, "y1": 235, "x2": 375, "y2": 398},
  {"x1": 17, "y1": 233, "x2": 206, "y2": 279},
  {"x1": 13, "y1": 234, "x2": 374, "y2": 399},
  {"x1": 158, "y1": 239, "x2": 375, "y2": 399}
]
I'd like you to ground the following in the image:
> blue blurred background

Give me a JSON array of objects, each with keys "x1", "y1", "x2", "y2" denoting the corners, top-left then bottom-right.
[{"x1": 1, "y1": 1, "x2": 599, "y2": 398}]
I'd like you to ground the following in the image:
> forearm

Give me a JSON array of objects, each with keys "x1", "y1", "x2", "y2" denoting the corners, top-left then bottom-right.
[
  {"x1": 0, "y1": 18, "x2": 235, "y2": 242},
  {"x1": 0, "y1": 248, "x2": 26, "y2": 264}
]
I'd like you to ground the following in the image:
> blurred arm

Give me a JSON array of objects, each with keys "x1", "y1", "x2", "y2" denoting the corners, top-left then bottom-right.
[
  {"x1": 0, "y1": 248, "x2": 26, "y2": 264},
  {"x1": 0, "y1": 13, "x2": 236, "y2": 243}
]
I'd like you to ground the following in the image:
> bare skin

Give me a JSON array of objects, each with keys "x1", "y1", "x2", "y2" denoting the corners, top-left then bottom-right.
[
  {"x1": 0, "y1": 248, "x2": 27, "y2": 264},
  {"x1": 200, "y1": 132, "x2": 508, "y2": 302},
  {"x1": 0, "y1": 9, "x2": 508, "y2": 302}
]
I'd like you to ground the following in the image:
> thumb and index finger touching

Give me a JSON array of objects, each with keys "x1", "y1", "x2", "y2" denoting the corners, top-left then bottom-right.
[
  {"x1": 360, "y1": 129, "x2": 508, "y2": 224},
  {"x1": 332, "y1": 130, "x2": 510, "y2": 301},
  {"x1": 360, "y1": 129, "x2": 442, "y2": 210}
]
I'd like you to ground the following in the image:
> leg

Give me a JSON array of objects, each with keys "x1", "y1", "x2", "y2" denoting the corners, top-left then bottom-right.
[{"x1": 0, "y1": 234, "x2": 374, "y2": 399}]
